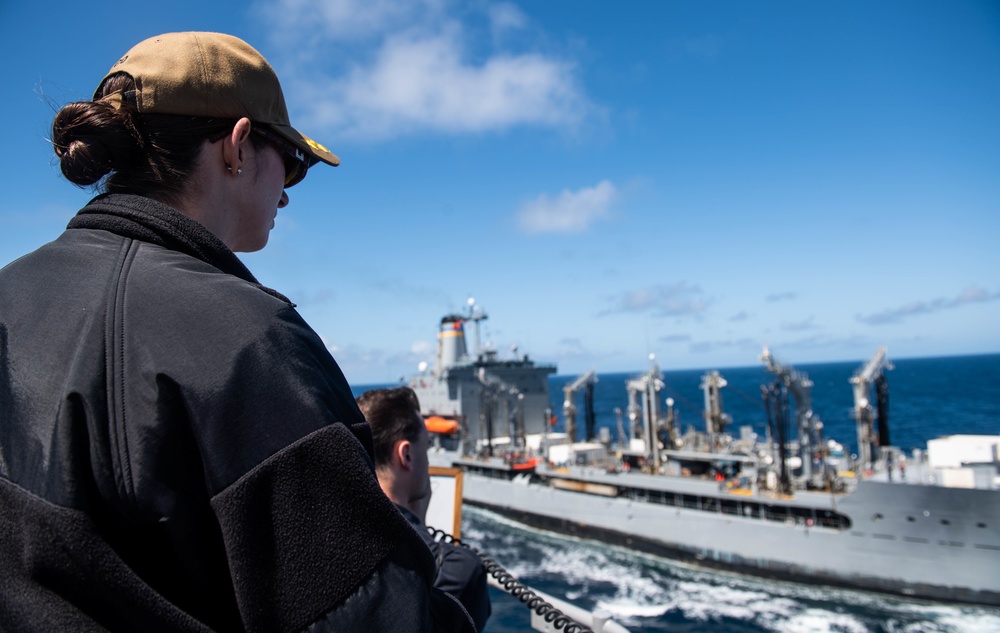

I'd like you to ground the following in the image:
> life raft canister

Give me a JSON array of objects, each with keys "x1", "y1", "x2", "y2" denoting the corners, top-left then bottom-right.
[{"x1": 424, "y1": 416, "x2": 460, "y2": 435}]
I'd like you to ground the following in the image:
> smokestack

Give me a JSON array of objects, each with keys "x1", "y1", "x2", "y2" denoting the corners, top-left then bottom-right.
[{"x1": 436, "y1": 315, "x2": 468, "y2": 372}]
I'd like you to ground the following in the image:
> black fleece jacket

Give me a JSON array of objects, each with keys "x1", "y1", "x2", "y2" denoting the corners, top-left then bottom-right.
[{"x1": 0, "y1": 194, "x2": 473, "y2": 632}]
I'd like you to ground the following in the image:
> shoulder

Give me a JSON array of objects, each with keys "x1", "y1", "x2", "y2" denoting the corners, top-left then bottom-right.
[
  {"x1": 438, "y1": 541, "x2": 485, "y2": 578},
  {"x1": 121, "y1": 240, "x2": 321, "y2": 350},
  {"x1": 115, "y1": 239, "x2": 358, "y2": 423},
  {"x1": 128, "y1": 241, "x2": 288, "y2": 311},
  {"x1": 1, "y1": 228, "x2": 126, "y2": 283}
]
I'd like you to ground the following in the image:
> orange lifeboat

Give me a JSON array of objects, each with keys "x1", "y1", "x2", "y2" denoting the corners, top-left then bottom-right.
[
  {"x1": 512, "y1": 457, "x2": 538, "y2": 472},
  {"x1": 424, "y1": 416, "x2": 459, "y2": 435}
]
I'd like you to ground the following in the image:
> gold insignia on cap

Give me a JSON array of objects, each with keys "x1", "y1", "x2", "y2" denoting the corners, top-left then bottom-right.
[{"x1": 305, "y1": 138, "x2": 331, "y2": 154}]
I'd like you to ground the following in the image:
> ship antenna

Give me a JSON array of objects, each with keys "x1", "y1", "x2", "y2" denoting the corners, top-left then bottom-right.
[{"x1": 467, "y1": 296, "x2": 488, "y2": 358}]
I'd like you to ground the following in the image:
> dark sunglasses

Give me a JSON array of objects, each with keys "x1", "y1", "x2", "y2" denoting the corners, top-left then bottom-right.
[
  {"x1": 251, "y1": 125, "x2": 311, "y2": 187},
  {"x1": 209, "y1": 123, "x2": 311, "y2": 187}
]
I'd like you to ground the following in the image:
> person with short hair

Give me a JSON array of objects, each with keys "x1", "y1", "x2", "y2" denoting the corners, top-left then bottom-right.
[
  {"x1": 358, "y1": 387, "x2": 492, "y2": 632},
  {"x1": 0, "y1": 31, "x2": 471, "y2": 632}
]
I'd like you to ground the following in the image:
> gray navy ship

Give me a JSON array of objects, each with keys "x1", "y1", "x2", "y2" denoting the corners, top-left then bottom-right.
[{"x1": 409, "y1": 300, "x2": 1000, "y2": 607}]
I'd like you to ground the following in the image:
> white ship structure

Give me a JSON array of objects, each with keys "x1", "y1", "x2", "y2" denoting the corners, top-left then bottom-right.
[{"x1": 409, "y1": 301, "x2": 1000, "y2": 607}]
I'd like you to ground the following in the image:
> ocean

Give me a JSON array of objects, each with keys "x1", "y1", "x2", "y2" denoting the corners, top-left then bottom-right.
[{"x1": 354, "y1": 353, "x2": 1000, "y2": 633}]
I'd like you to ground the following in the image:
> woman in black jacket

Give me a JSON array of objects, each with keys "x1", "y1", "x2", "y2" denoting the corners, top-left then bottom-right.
[{"x1": 0, "y1": 31, "x2": 473, "y2": 633}]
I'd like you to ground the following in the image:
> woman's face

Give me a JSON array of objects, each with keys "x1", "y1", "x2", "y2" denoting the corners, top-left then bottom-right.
[{"x1": 228, "y1": 140, "x2": 289, "y2": 252}]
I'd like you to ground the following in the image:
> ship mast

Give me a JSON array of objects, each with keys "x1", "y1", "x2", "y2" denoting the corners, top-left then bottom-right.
[
  {"x1": 760, "y1": 348, "x2": 825, "y2": 488},
  {"x1": 563, "y1": 370, "x2": 597, "y2": 443},
  {"x1": 850, "y1": 347, "x2": 893, "y2": 473},
  {"x1": 626, "y1": 355, "x2": 665, "y2": 472},
  {"x1": 466, "y1": 297, "x2": 488, "y2": 360},
  {"x1": 700, "y1": 370, "x2": 731, "y2": 451},
  {"x1": 476, "y1": 367, "x2": 523, "y2": 454}
]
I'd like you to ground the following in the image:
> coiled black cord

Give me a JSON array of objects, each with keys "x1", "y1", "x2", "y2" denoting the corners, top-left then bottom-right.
[{"x1": 427, "y1": 527, "x2": 594, "y2": 633}]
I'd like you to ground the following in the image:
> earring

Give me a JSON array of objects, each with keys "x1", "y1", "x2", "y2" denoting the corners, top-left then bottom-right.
[{"x1": 237, "y1": 169, "x2": 243, "y2": 175}]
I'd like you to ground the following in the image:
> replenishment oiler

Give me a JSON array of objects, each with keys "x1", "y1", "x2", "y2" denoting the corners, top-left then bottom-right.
[{"x1": 409, "y1": 300, "x2": 1000, "y2": 607}]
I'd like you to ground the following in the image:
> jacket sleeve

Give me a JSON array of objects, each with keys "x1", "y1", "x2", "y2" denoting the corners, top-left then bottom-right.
[
  {"x1": 188, "y1": 306, "x2": 474, "y2": 632},
  {"x1": 121, "y1": 274, "x2": 474, "y2": 631},
  {"x1": 210, "y1": 423, "x2": 441, "y2": 632},
  {"x1": 435, "y1": 544, "x2": 492, "y2": 633}
]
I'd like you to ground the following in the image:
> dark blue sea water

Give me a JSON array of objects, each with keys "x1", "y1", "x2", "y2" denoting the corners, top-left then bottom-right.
[{"x1": 355, "y1": 353, "x2": 1000, "y2": 633}]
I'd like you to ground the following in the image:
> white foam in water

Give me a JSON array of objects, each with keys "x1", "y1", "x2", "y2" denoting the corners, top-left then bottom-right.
[
  {"x1": 559, "y1": 553, "x2": 676, "y2": 620},
  {"x1": 465, "y1": 506, "x2": 999, "y2": 633},
  {"x1": 596, "y1": 601, "x2": 671, "y2": 619},
  {"x1": 771, "y1": 609, "x2": 869, "y2": 633},
  {"x1": 667, "y1": 580, "x2": 803, "y2": 625},
  {"x1": 920, "y1": 612, "x2": 1000, "y2": 633},
  {"x1": 470, "y1": 507, "x2": 863, "y2": 630},
  {"x1": 954, "y1": 614, "x2": 1000, "y2": 632}
]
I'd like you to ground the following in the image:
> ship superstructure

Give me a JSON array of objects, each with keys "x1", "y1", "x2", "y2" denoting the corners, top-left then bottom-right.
[{"x1": 409, "y1": 299, "x2": 555, "y2": 450}]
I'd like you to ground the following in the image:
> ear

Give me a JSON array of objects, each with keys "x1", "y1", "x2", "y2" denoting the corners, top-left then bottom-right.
[
  {"x1": 221, "y1": 117, "x2": 252, "y2": 175},
  {"x1": 395, "y1": 439, "x2": 413, "y2": 471}
]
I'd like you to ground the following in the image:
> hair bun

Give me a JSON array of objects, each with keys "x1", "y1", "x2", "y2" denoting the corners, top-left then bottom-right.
[{"x1": 52, "y1": 100, "x2": 135, "y2": 186}]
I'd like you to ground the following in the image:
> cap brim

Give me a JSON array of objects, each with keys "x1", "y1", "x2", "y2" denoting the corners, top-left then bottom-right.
[{"x1": 272, "y1": 124, "x2": 340, "y2": 167}]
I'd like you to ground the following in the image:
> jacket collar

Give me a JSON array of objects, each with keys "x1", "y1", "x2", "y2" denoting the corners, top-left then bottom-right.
[{"x1": 68, "y1": 193, "x2": 292, "y2": 304}]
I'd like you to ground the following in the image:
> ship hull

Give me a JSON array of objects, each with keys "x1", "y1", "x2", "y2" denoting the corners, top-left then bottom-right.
[{"x1": 454, "y1": 467, "x2": 1000, "y2": 606}]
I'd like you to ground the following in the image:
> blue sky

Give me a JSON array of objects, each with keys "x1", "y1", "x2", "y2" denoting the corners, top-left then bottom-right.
[{"x1": 2, "y1": 1, "x2": 998, "y2": 385}]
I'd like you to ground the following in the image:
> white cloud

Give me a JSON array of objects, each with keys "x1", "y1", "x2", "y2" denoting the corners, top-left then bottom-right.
[
  {"x1": 659, "y1": 334, "x2": 692, "y2": 343},
  {"x1": 335, "y1": 33, "x2": 582, "y2": 138},
  {"x1": 767, "y1": 333, "x2": 871, "y2": 351},
  {"x1": 856, "y1": 286, "x2": 1000, "y2": 325},
  {"x1": 766, "y1": 292, "x2": 797, "y2": 303},
  {"x1": 603, "y1": 281, "x2": 710, "y2": 318},
  {"x1": 689, "y1": 338, "x2": 759, "y2": 353},
  {"x1": 780, "y1": 316, "x2": 818, "y2": 332},
  {"x1": 411, "y1": 340, "x2": 433, "y2": 356},
  {"x1": 319, "y1": 335, "x2": 337, "y2": 352},
  {"x1": 256, "y1": 0, "x2": 446, "y2": 42},
  {"x1": 488, "y1": 2, "x2": 528, "y2": 37},
  {"x1": 257, "y1": 0, "x2": 589, "y2": 141},
  {"x1": 517, "y1": 180, "x2": 616, "y2": 235}
]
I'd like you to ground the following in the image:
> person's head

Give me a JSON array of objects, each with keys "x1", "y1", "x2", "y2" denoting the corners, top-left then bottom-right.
[
  {"x1": 50, "y1": 32, "x2": 339, "y2": 251},
  {"x1": 357, "y1": 387, "x2": 431, "y2": 516}
]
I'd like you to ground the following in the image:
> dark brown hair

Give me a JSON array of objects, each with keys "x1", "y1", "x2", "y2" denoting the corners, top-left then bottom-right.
[
  {"x1": 356, "y1": 387, "x2": 425, "y2": 469},
  {"x1": 50, "y1": 72, "x2": 266, "y2": 206}
]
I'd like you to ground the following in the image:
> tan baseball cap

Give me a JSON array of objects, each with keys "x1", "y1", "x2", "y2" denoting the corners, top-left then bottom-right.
[{"x1": 97, "y1": 31, "x2": 339, "y2": 168}]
